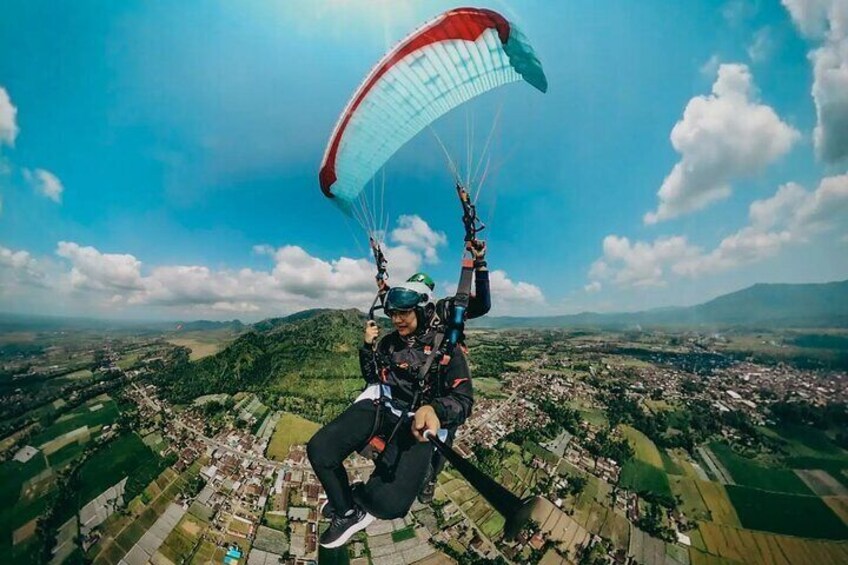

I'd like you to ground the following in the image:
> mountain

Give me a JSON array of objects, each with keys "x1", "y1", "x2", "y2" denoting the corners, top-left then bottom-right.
[
  {"x1": 472, "y1": 280, "x2": 848, "y2": 329},
  {"x1": 153, "y1": 309, "x2": 369, "y2": 407}
]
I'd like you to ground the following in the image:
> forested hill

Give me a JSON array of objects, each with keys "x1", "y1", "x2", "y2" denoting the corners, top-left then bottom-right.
[
  {"x1": 475, "y1": 279, "x2": 848, "y2": 329},
  {"x1": 152, "y1": 309, "x2": 369, "y2": 404}
]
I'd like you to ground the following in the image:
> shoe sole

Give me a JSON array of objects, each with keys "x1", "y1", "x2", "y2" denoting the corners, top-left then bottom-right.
[{"x1": 319, "y1": 513, "x2": 376, "y2": 549}]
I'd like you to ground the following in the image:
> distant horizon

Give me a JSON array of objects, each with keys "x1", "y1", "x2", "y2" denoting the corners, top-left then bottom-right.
[{"x1": 2, "y1": 276, "x2": 845, "y2": 325}]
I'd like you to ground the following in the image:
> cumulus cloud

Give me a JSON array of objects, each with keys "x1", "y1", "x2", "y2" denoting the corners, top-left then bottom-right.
[
  {"x1": 589, "y1": 235, "x2": 701, "y2": 288},
  {"x1": 0, "y1": 245, "x2": 48, "y2": 294},
  {"x1": 593, "y1": 174, "x2": 848, "y2": 286},
  {"x1": 56, "y1": 242, "x2": 145, "y2": 291},
  {"x1": 24, "y1": 168, "x2": 64, "y2": 203},
  {"x1": 488, "y1": 270, "x2": 545, "y2": 305},
  {"x1": 783, "y1": 0, "x2": 848, "y2": 163},
  {"x1": 2, "y1": 211, "x2": 548, "y2": 317},
  {"x1": 644, "y1": 64, "x2": 800, "y2": 224},
  {"x1": 389, "y1": 214, "x2": 447, "y2": 263},
  {"x1": 0, "y1": 87, "x2": 18, "y2": 147}
]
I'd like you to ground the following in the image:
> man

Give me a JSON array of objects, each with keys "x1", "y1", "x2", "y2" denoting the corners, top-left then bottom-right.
[{"x1": 307, "y1": 278, "x2": 474, "y2": 548}]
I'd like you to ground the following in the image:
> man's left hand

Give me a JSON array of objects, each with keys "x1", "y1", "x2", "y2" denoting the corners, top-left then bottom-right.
[{"x1": 412, "y1": 405, "x2": 441, "y2": 442}]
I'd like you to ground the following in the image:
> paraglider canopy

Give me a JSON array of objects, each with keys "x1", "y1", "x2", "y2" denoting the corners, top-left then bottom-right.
[{"x1": 319, "y1": 7, "x2": 547, "y2": 212}]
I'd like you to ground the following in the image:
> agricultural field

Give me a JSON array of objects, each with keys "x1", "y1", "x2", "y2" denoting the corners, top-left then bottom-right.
[
  {"x1": 708, "y1": 442, "x2": 813, "y2": 495},
  {"x1": 265, "y1": 412, "x2": 320, "y2": 461},
  {"x1": 762, "y1": 424, "x2": 848, "y2": 460},
  {"x1": 725, "y1": 484, "x2": 848, "y2": 540},
  {"x1": 28, "y1": 396, "x2": 120, "y2": 448},
  {"x1": 619, "y1": 459, "x2": 672, "y2": 499},
  {"x1": 697, "y1": 520, "x2": 848, "y2": 565},
  {"x1": 669, "y1": 476, "x2": 710, "y2": 521},
  {"x1": 695, "y1": 480, "x2": 741, "y2": 527},
  {"x1": 61, "y1": 433, "x2": 166, "y2": 523},
  {"x1": 474, "y1": 376, "x2": 506, "y2": 399},
  {"x1": 166, "y1": 329, "x2": 239, "y2": 360},
  {"x1": 0, "y1": 453, "x2": 52, "y2": 553},
  {"x1": 620, "y1": 425, "x2": 664, "y2": 468}
]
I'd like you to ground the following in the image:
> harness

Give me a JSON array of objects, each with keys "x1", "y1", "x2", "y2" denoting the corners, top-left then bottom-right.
[{"x1": 359, "y1": 183, "x2": 484, "y2": 463}]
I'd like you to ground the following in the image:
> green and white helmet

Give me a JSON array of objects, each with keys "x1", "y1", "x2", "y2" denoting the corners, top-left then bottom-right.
[{"x1": 384, "y1": 273, "x2": 435, "y2": 314}]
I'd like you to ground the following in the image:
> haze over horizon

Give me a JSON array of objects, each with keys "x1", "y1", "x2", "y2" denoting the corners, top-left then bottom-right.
[{"x1": 1, "y1": 0, "x2": 847, "y2": 322}]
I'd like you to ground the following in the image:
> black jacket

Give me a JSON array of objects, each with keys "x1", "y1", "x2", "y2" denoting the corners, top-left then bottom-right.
[{"x1": 359, "y1": 328, "x2": 473, "y2": 429}]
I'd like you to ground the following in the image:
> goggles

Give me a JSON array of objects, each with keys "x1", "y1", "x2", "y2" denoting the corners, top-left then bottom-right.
[{"x1": 384, "y1": 287, "x2": 427, "y2": 313}]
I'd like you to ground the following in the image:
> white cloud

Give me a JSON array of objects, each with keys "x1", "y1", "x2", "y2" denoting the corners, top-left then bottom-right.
[
  {"x1": 389, "y1": 214, "x2": 447, "y2": 263},
  {"x1": 0, "y1": 87, "x2": 18, "y2": 147},
  {"x1": 584, "y1": 281, "x2": 602, "y2": 293},
  {"x1": 595, "y1": 174, "x2": 848, "y2": 286},
  {"x1": 783, "y1": 0, "x2": 848, "y2": 163},
  {"x1": 488, "y1": 270, "x2": 545, "y2": 306},
  {"x1": 56, "y1": 242, "x2": 145, "y2": 291},
  {"x1": 24, "y1": 168, "x2": 64, "y2": 203},
  {"x1": 747, "y1": 27, "x2": 775, "y2": 62},
  {"x1": 644, "y1": 64, "x2": 800, "y2": 224},
  {"x1": 589, "y1": 235, "x2": 701, "y2": 288}
]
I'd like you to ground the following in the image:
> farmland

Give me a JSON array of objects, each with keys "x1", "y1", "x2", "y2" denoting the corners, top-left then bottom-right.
[
  {"x1": 620, "y1": 425, "x2": 664, "y2": 469},
  {"x1": 708, "y1": 442, "x2": 813, "y2": 495},
  {"x1": 265, "y1": 412, "x2": 321, "y2": 461},
  {"x1": 619, "y1": 459, "x2": 672, "y2": 499},
  {"x1": 725, "y1": 485, "x2": 848, "y2": 540}
]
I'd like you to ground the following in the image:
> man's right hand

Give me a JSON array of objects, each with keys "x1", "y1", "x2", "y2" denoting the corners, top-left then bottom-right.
[{"x1": 364, "y1": 320, "x2": 379, "y2": 345}]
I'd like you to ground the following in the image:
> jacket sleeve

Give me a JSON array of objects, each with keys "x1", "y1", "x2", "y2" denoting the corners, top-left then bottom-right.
[
  {"x1": 430, "y1": 348, "x2": 473, "y2": 428},
  {"x1": 466, "y1": 269, "x2": 491, "y2": 320},
  {"x1": 359, "y1": 343, "x2": 380, "y2": 385}
]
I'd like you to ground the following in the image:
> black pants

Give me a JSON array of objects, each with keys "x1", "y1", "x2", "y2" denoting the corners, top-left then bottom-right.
[{"x1": 307, "y1": 400, "x2": 433, "y2": 520}]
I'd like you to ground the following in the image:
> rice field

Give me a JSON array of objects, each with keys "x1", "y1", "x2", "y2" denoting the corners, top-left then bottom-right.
[
  {"x1": 725, "y1": 485, "x2": 848, "y2": 540},
  {"x1": 697, "y1": 520, "x2": 848, "y2": 565},
  {"x1": 695, "y1": 480, "x2": 741, "y2": 527},
  {"x1": 620, "y1": 425, "x2": 664, "y2": 468},
  {"x1": 708, "y1": 442, "x2": 813, "y2": 495}
]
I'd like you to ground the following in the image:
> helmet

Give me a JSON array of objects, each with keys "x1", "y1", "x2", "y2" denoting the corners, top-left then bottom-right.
[
  {"x1": 384, "y1": 281, "x2": 432, "y2": 313},
  {"x1": 406, "y1": 272, "x2": 435, "y2": 292}
]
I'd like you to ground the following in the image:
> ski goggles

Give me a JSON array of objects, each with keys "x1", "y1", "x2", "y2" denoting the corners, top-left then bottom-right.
[{"x1": 384, "y1": 287, "x2": 427, "y2": 313}]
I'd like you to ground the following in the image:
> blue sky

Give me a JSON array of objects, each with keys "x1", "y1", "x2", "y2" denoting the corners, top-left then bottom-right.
[{"x1": 1, "y1": 0, "x2": 846, "y2": 320}]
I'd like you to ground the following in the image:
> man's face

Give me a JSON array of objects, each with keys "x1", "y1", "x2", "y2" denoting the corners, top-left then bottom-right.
[{"x1": 390, "y1": 309, "x2": 418, "y2": 336}]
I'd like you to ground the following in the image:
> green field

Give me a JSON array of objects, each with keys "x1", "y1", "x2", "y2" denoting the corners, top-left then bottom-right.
[
  {"x1": 474, "y1": 377, "x2": 506, "y2": 399},
  {"x1": 620, "y1": 425, "x2": 664, "y2": 468},
  {"x1": 660, "y1": 449, "x2": 684, "y2": 475},
  {"x1": 725, "y1": 485, "x2": 848, "y2": 540},
  {"x1": 786, "y1": 456, "x2": 848, "y2": 488},
  {"x1": 391, "y1": 525, "x2": 416, "y2": 542},
  {"x1": 266, "y1": 412, "x2": 320, "y2": 460},
  {"x1": 59, "y1": 433, "x2": 164, "y2": 523},
  {"x1": 29, "y1": 398, "x2": 120, "y2": 447},
  {"x1": 0, "y1": 453, "x2": 51, "y2": 547},
  {"x1": 619, "y1": 459, "x2": 672, "y2": 499},
  {"x1": 765, "y1": 424, "x2": 847, "y2": 460},
  {"x1": 709, "y1": 442, "x2": 813, "y2": 495}
]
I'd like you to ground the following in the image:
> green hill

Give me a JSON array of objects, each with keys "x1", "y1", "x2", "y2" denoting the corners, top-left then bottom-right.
[{"x1": 151, "y1": 309, "x2": 370, "y2": 421}]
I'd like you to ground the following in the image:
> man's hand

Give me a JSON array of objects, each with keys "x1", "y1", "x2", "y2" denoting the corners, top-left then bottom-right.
[
  {"x1": 411, "y1": 405, "x2": 441, "y2": 442},
  {"x1": 364, "y1": 320, "x2": 379, "y2": 345}
]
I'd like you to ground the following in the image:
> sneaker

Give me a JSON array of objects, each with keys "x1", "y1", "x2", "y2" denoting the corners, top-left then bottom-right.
[
  {"x1": 319, "y1": 499, "x2": 334, "y2": 519},
  {"x1": 319, "y1": 506, "x2": 375, "y2": 548},
  {"x1": 417, "y1": 480, "x2": 436, "y2": 504}
]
